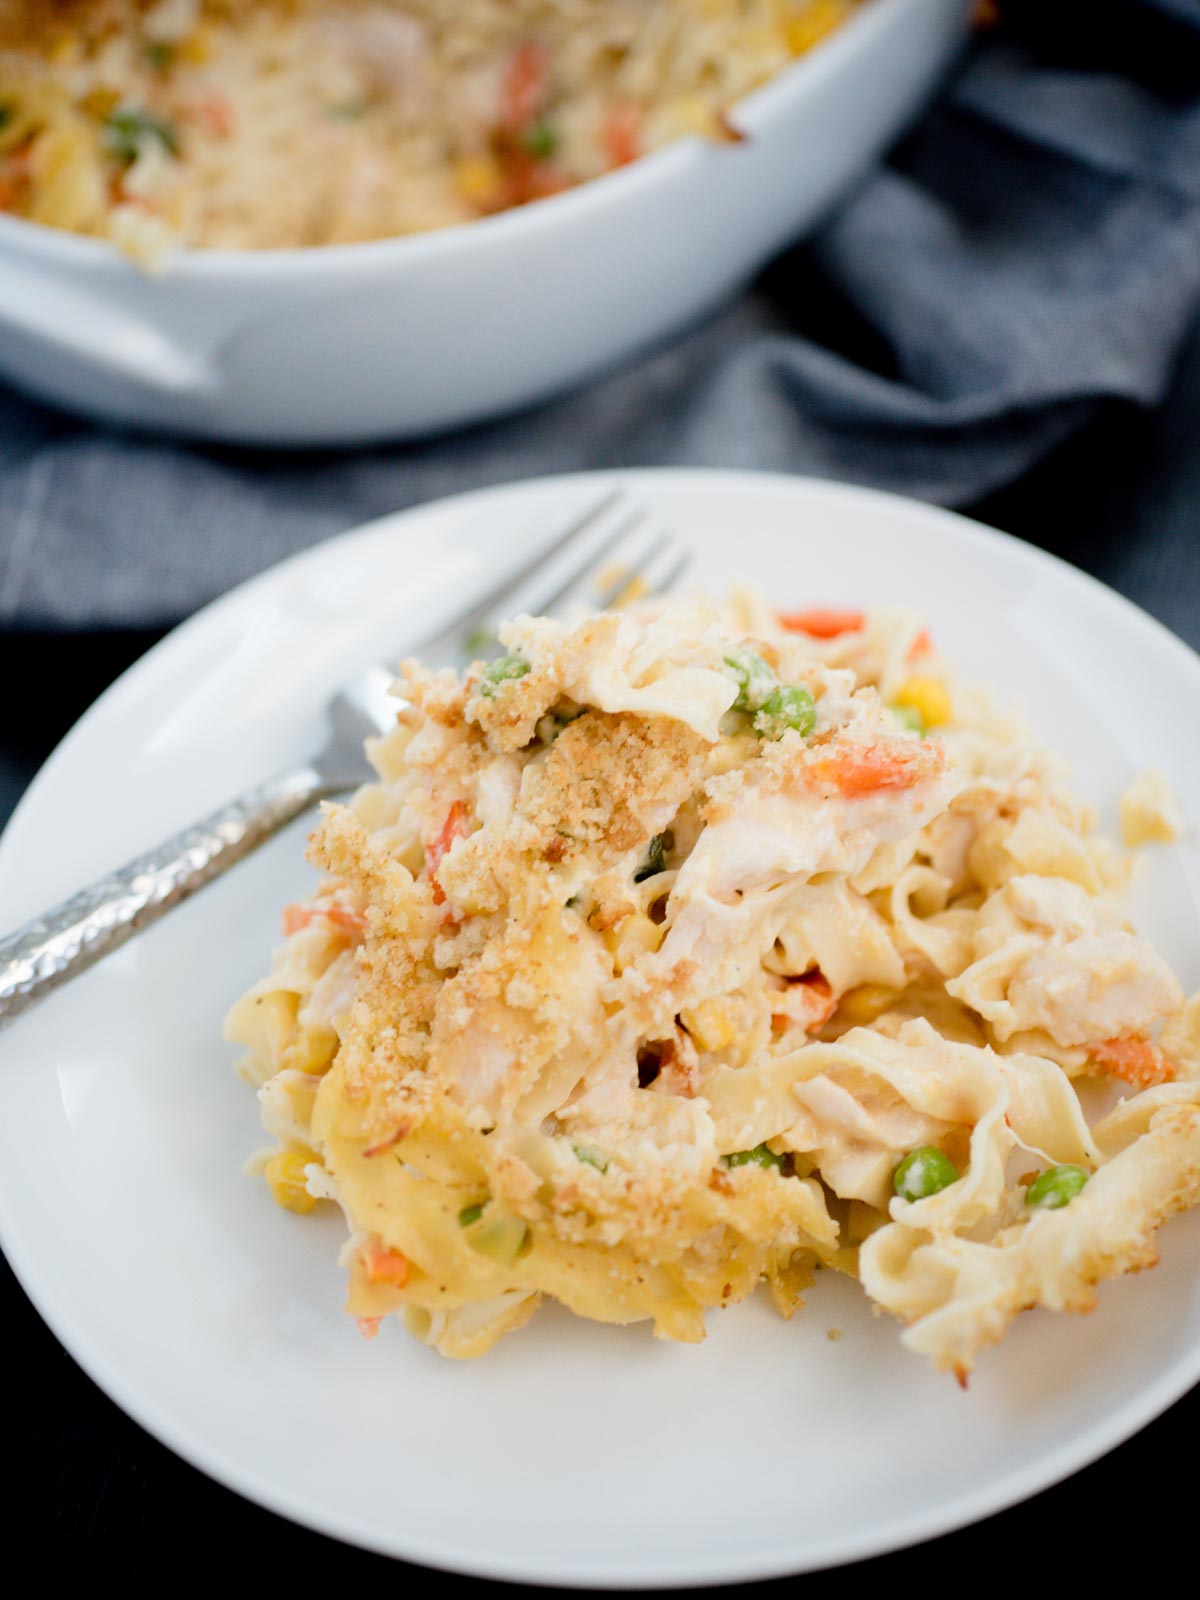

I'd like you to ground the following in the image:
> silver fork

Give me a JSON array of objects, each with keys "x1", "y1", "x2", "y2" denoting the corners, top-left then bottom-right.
[{"x1": 0, "y1": 492, "x2": 690, "y2": 1029}]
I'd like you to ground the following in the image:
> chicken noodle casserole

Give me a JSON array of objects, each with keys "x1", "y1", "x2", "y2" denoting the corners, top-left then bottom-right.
[
  {"x1": 0, "y1": 0, "x2": 859, "y2": 262},
  {"x1": 226, "y1": 592, "x2": 1200, "y2": 1376}
]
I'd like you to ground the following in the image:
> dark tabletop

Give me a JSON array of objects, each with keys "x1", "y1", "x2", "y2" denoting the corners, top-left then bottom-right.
[{"x1": 6, "y1": 303, "x2": 1200, "y2": 1588}]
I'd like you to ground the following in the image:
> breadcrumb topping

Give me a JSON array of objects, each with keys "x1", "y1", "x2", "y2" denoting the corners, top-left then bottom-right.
[{"x1": 226, "y1": 592, "x2": 1200, "y2": 1370}]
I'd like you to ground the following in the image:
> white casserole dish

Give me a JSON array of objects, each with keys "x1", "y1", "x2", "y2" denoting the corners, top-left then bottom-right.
[{"x1": 0, "y1": 0, "x2": 969, "y2": 445}]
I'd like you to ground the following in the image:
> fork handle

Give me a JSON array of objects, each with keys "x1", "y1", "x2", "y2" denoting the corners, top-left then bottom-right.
[{"x1": 0, "y1": 763, "x2": 326, "y2": 1030}]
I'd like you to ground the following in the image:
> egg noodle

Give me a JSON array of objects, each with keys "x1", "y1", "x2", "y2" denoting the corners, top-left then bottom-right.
[
  {"x1": 0, "y1": 0, "x2": 857, "y2": 263},
  {"x1": 226, "y1": 591, "x2": 1200, "y2": 1376}
]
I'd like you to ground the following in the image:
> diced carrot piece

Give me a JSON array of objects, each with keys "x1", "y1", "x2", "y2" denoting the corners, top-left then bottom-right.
[
  {"x1": 281, "y1": 903, "x2": 365, "y2": 939},
  {"x1": 796, "y1": 971, "x2": 836, "y2": 1029},
  {"x1": 362, "y1": 1244, "x2": 411, "y2": 1288},
  {"x1": 428, "y1": 800, "x2": 470, "y2": 871},
  {"x1": 499, "y1": 150, "x2": 569, "y2": 207},
  {"x1": 428, "y1": 799, "x2": 471, "y2": 905},
  {"x1": 602, "y1": 104, "x2": 642, "y2": 169},
  {"x1": 114, "y1": 191, "x2": 157, "y2": 214},
  {"x1": 907, "y1": 627, "x2": 933, "y2": 662},
  {"x1": 502, "y1": 40, "x2": 546, "y2": 131},
  {"x1": 804, "y1": 738, "x2": 944, "y2": 798},
  {"x1": 195, "y1": 91, "x2": 235, "y2": 136},
  {"x1": 772, "y1": 971, "x2": 836, "y2": 1035},
  {"x1": 778, "y1": 608, "x2": 866, "y2": 639},
  {"x1": 356, "y1": 1316, "x2": 382, "y2": 1340},
  {"x1": 1092, "y1": 1035, "x2": 1175, "y2": 1088}
]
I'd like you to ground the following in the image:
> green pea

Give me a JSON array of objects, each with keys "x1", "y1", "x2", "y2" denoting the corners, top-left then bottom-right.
[
  {"x1": 753, "y1": 684, "x2": 817, "y2": 740},
  {"x1": 463, "y1": 626, "x2": 496, "y2": 654},
  {"x1": 458, "y1": 1202, "x2": 485, "y2": 1227},
  {"x1": 893, "y1": 1147, "x2": 958, "y2": 1202},
  {"x1": 480, "y1": 654, "x2": 530, "y2": 696},
  {"x1": 536, "y1": 704, "x2": 586, "y2": 747},
  {"x1": 726, "y1": 1143, "x2": 784, "y2": 1171},
  {"x1": 327, "y1": 98, "x2": 370, "y2": 121},
  {"x1": 143, "y1": 40, "x2": 176, "y2": 72},
  {"x1": 724, "y1": 650, "x2": 777, "y2": 713},
  {"x1": 633, "y1": 831, "x2": 672, "y2": 883},
  {"x1": 469, "y1": 1215, "x2": 530, "y2": 1264},
  {"x1": 1025, "y1": 1164, "x2": 1089, "y2": 1210},
  {"x1": 573, "y1": 1144, "x2": 608, "y2": 1173},
  {"x1": 522, "y1": 119, "x2": 559, "y2": 158},
  {"x1": 891, "y1": 704, "x2": 925, "y2": 735},
  {"x1": 103, "y1": 106, "x2": 180, "y2": 162}
]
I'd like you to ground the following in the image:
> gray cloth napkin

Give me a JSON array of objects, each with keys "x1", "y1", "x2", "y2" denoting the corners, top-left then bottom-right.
[{"x1": 2, "y1": 0, "x2": 1199, "y2": 631}]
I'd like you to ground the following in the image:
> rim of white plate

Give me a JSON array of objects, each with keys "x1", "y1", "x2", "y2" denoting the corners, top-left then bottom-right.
[{"x1": 1, "y1": 469, "x2": 1199, "y2": 1585}]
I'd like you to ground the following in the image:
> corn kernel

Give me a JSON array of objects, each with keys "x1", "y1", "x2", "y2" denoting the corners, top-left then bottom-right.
[
  {"x1": 894, "y1": 675, "x2": 952, "y2": 728},
  {"x1": 454, "y1": 154, "x2": 500, "y2": 205},
  {"x1": 284, "y1": 1021, "x2": 338, "y2": 1076},
  {"x1": 265, "y1": 1147, "x2": 319, "y2": 1214},
  {"x1": 661, "y1": 92, "x2": 721, "y2": 140},
  {"x1": 241, "y1": 989, "x2": 300, "y2": 1067},
  {"x1": 80, "y1": 87, "x2": 121, "y2": 119},
  {"x1": 606, "y1": 912, "x2": 662, "y2": 973},
  {"x1": 785, "y1": 0, "x2": 851, "y2": 54},
  {"x1": 680, "y1": 998, "x2": 735, "y2": 1052},
  {"x1": 835, "y1": 984, "x2": 899, "y2": 1025},
  {"x1": 593, "y1": 562, "x2": 648, "y2": 605},
  {"x1": 47, "y1": 31, "x2": 80, "y2": 65},
  {"x1": 613, "y1": 574, "x2": 649, "y2": 607},
  {"x1": 180, "y1": 26, "x2": 215, "y2": 65}
]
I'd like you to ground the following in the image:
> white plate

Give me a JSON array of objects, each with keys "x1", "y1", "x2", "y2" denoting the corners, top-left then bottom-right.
[{"x1": 2, "y1": 470, "x2": 1200, "y2": 1585}]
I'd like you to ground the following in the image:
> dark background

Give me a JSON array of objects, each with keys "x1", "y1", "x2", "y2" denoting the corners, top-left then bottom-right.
[{"x1": 5, "y1": 306, "x2": 1200, "y2": 1587}]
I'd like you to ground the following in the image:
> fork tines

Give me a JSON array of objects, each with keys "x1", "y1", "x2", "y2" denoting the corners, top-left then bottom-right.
[{"x1": 410, "y1": 488, "x2": 691, "y2": 670}]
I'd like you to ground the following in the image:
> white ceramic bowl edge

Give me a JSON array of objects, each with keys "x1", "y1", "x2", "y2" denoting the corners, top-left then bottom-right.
[{"x1": 0, "y1": 0, "x2": 970, "y2": 443}]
